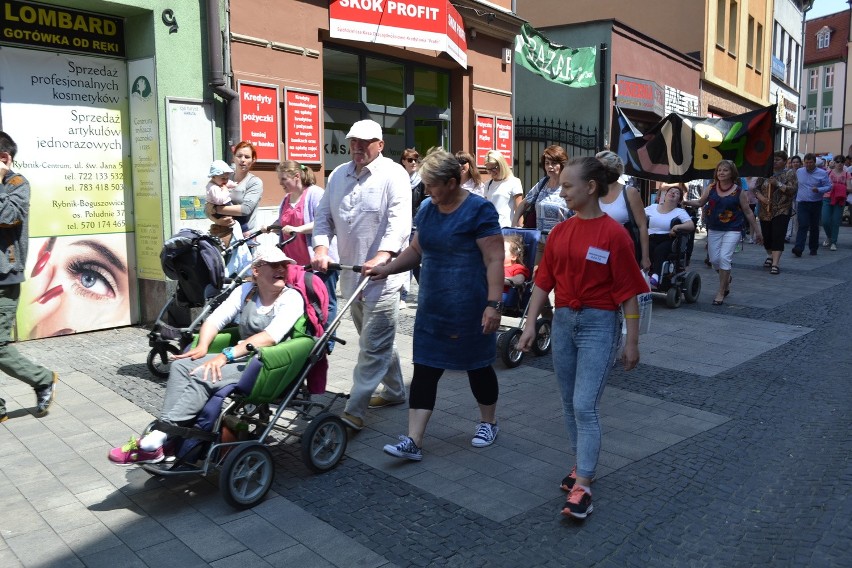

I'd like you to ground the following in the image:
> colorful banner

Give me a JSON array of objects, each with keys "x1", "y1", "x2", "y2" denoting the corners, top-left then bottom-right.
[
  {"x1": 285, "y1": 89, "x2": 321, "y2": 164},
  {"x1": 239, "y1": 82, "x2": 279, "y2": 163},
  {"x1": 128, "y1": 58, "x2": 164, "y2": 280},
  {"x1": 513, "y1": 23, "x2": 597, "y2": 88},
  {"x1": 495, "y1": 117, "x2": 513, "y2": 164},
  {"x1": 475, "y1": 115, "x2": 495, "y2": 167},
  {"x1": 611, "y1": 105, "x2": 776, "y2": 182},
  {"x1": 0, "y1": 46, "x2": 138, "y2": 339},
  {"x1": 0, "y1": 0, "x2": 125, "y2": 57},
  {"x1": 329, "y1": 0, "x2": 467, "y2": 68}
]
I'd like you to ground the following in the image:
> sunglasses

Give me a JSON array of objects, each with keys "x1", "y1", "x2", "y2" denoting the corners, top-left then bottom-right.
[
  {"x1": 256, "y1": 261, "x2": 289, "y2": 269},
  {"x1": 405, "y1": 158, "x2": 419, "y2": 164},
  {"x1": 485, "y1": 165, "x2": 498, "y2": 172}
]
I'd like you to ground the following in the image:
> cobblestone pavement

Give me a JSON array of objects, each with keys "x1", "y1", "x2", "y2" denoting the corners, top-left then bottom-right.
[{"x1": 2, "y1": 229, "x2": 851, "y2": 567}]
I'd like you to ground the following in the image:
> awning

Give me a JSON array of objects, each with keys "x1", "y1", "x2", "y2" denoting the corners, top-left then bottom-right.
[{"x1": 329, "y1": 0, "x2": 467, "y2": 68}]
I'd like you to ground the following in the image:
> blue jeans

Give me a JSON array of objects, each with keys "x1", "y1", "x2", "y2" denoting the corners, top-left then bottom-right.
[
  {"x1": 821, "y1": 198, "x2": 844, "y2": 245},
  {"x1": 795, "y1": 200, "x2": 822, "y2": 253},
  {"x1": 551, "y1": 307, "x2": 621, "y2": 480}
]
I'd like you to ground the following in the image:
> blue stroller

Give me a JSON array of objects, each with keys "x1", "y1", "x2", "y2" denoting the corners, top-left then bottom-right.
[{"x1": 496, "y1": 228, "x2": 552, "y2": 368}]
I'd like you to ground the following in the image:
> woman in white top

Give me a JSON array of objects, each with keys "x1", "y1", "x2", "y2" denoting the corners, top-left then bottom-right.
[
  {"x1": 644, "y1": 185, "x2": 695, "y2": 286},
  {"x1": 455, "y1": 150, "x2": 485, "y2": 197},
  {"x1": 512, "y1": 145, "x2": 571, "y2": 240},
  {"x1": 596, "y1": 151, "x2": 651, "y2": 272},
  {"x1": 484, "y1": 150, "x2": 523, "y2": 227}
]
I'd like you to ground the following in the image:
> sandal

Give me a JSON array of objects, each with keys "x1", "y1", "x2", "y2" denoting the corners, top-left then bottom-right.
[
  {"x1": 770, "y1": 265, "x2": 780, "y2": 275},
  {"x1": 763, "y1": 257, "x2": 772, "y2": 268},
  {"x1": 712, "y1": 299, "x2": 724, "y2": 306},
  {"x1": 724, "y1": 275, "x2": 732, "y2": 297}
]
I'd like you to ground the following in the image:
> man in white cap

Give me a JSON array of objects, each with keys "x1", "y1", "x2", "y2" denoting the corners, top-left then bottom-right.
[{"x1": 312, "y1": 119, "x2": 412, "y2": 430}]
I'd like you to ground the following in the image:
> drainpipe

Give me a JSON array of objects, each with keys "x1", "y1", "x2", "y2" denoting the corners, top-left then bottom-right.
[{"x1": 206, "y1": 0, "x2": 240, "y2": 152}]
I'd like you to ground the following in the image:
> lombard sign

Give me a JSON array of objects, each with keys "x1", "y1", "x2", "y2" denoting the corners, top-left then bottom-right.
[
  {"x1": 329, "y1": 0, "x2": 467, "y2": 68},
  {"x1": 616, "y1": 75, "x2": 665, "y2": 118},
  {"x1": 0, "y1": 0, "x2": 125, "y2": 57}
]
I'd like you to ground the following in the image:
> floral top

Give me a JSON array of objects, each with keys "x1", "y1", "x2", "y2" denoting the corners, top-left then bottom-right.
[
  {"x1": 705, "y1": 184, "x2": 745, "y2": 232},
  {"x1": 753, "y1": 169, "x2": 797, "y2": 221}
]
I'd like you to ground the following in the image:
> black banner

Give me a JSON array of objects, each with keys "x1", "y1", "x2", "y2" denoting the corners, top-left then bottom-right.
[
  {"x1": 611, "y1": 105, "x2": 776, "y2": 182},
  {"x1": 1, "y1": 0, "x2": 125, "y2": 58}
]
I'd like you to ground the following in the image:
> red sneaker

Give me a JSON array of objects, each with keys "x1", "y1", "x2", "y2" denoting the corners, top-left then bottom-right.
[
  {"x1": 562, "y1": 485, "x2": 593, "y2": 519},
  {"x1": 108, "y1": 437, "x2": 164, "y2": 466}
]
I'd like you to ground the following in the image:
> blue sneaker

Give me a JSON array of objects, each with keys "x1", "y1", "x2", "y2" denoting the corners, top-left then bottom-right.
[
  {"x1": 383, "y1": 435, "x2": 422, "y2": 461},
  {"x1": 471, "y1": 422, "x2": 498, "y2": 447},
  {"x1": 34, "y1": 373, "x2": 58, "y2": 417}
]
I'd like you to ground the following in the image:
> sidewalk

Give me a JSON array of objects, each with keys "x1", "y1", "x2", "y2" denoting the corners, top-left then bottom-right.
[{"x1": 2, "y1": 226, "x2": 851, "y2": 566}]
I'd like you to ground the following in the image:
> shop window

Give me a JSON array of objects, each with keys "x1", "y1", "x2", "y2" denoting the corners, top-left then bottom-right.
[
  {"x1": 414, "y1": 68, "x2": 449, "y2": 109},
  {"x1": 323, "y1": 50, "x2": 360, "y2": 103},
  {"x1": 366, "y1": 57, "x2": 405, "y2": 108}
]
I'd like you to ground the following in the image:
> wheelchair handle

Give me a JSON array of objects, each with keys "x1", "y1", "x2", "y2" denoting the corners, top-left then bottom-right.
[{"x1": 326, "y1": 263, "x2": 362, "y2": 273}]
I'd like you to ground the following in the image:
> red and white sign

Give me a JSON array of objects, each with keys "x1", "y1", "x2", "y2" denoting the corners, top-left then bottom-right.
[
  {"x1": 285, "y1": 89, "x2": 322, "y2": 164},
  {"x1": 475, "y1": 115, "x2": 495, "y2": 167},
  {"x1": 329, "y1": 0, "x2": 467, "y2": 68},
  {"x1": 495, "y1": 117, "x2": 513, "y2": 163},
  {"x1": 239, "y1": 82, "x2": 279, "y2": 162}
]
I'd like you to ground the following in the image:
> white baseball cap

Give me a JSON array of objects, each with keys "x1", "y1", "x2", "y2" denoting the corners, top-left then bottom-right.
[
  {"x1": 251, "y1": 246, "x2": 295, "y2": 267},
  {"x1": 209, "y1": 160, "x2": 234, "y2": 176},
  {"x1": 345, "y1": 119, "x2": 383, "y2": 141}
]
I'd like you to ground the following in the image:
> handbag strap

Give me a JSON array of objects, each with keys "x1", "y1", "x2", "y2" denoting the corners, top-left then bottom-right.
[{"x1": 623, "y1": 187, "x2": 637, "y2": 227}]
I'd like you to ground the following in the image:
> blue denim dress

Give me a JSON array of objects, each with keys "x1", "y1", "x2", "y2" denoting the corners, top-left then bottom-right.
[{"x1": 413, "y1": 195, "x2": 501, "y2": 370}]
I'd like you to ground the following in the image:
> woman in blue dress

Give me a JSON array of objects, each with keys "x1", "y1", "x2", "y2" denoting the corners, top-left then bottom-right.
[{"x1": 367, "y1": 148, "x2": 505, "y2": 461}]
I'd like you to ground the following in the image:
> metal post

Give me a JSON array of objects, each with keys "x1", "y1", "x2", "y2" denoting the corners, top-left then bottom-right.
[{"x1": 598, "y1": 42, "x2": 608, "y2": 150}]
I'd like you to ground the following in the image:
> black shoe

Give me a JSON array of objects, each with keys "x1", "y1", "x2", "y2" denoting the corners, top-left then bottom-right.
[
  {"x1": 809, "y1": 250, "x2": 818, "y2": 256},
  {"x1": 34, "y1": 373, "x2": 59, "y2": 417},
  {"x1": 792, "y1": 248, "x2": 802, "y2": 258}
]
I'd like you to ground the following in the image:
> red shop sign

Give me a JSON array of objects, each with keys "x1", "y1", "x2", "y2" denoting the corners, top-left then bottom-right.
[
  {"x1": 239, "y1": 82, "x2": 279, "y2": 162},
  {"x1": 285, "y1": 89, "x2": 322, "y2": 164},
  {"x1": 495, "y1": 117, "x2": 513, "y2": 164},
  {"x1": 475, "y1": 115, "x2": 495, "y2": 167}
]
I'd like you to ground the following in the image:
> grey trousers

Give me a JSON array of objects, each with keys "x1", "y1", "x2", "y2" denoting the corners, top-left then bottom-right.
[{"x1": 159, "y1": 355, "x2": 248, "y2": 423}]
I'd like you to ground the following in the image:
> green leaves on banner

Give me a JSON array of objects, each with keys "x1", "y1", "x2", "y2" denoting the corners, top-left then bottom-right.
[{"x1": 513, "y1": 23, "x2": 597, "y2": 88}]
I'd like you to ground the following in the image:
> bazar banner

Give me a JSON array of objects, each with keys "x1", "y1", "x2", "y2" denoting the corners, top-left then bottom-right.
[
  {"x1": 0, "y1": 0, "x2": 125, "y2": 57},
  {"x1": 0, "y1": 46, "x2": 138, "y2": 340},
  {"x1": 128, "y1": 57, "x2": 165, "y2": 280},
  {"x1": 239, "y1": 81, "x2": 279, "y2": 163},
  {"x1": 329, "y1": 0, "x2": 467, "y2": 68},
  {"x1": 285, "y1": 88, "x2": 321, "y2": 164},
  {"x1": 611, "y1": 105, "x2": 776, "y2": 183},
  {"x1": 495, "y1": 117, "x2": 513, "y2": 164},
  {"x1": 475, "y1": 114, "x2": 495, "y2": 167},
  {"x1": 514, "y1": 23, "x2": 597, "y2": 88}
]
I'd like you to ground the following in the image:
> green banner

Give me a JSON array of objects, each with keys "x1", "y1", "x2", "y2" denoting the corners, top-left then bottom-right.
[{"x1": 513, "y1": 23, "x2": 597, "y2": 88}]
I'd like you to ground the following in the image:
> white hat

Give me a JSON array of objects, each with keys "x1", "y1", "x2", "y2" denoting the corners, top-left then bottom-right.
[
  {"x1": 251, "y1": 246, "x2": 295, "y2": 267},
  {"x1": 345, "y1": 119, "x2": 383, "y2": 141},
  {"x1": 209, "y1": 159, "x2": 234, "y2": 176}
]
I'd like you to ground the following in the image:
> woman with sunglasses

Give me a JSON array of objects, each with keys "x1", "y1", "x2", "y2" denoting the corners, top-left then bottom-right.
[
  {"x1": 484, "y1": 150, "x2": 523, "y2": 227},
  {"x1": 401, "y1": 148, "x2": 425, "y2": 216},
  {"x1": 455, "y1": 150, "x2": 485, "y2": 197}
]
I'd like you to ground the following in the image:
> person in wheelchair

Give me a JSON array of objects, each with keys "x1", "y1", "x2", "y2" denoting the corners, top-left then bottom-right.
[
  {"x1": 108, "y1": 246, "x2": 305, "y2": 465},
  {"x1": 645, "y1": 185, "x2": 695, "y2": 289}
]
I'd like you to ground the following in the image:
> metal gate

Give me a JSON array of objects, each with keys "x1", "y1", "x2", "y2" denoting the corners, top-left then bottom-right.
[{"x1": 513, "y1": 117, "x2": 598, "y2": 191}]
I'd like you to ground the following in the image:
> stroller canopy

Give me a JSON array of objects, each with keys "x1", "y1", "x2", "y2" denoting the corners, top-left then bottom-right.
[{"x1": 161, "y1": 229, "x2": 226, "y2": 307}]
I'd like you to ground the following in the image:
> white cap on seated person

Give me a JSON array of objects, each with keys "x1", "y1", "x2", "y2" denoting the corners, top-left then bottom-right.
[
  {"x1": 209, "y1": 159, "x2": 234, "y2": 176},
  {"x1": 251, "y1": 246, "x2": 295, "y2": 267},
  {"x1": 345, "y1": 119, "x2": 383, "y2": 141}
]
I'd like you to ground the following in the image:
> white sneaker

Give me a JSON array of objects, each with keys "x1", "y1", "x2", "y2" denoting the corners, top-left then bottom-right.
[
  {"x1": 471, "y1": 422, "x2": 498, "y2": 447},
  {"x1": 823, "y1": 240, "x2": 831, "y2": 247},
  {"x1": 830, "y1": 243, "x2": 837, "y2": 251}
]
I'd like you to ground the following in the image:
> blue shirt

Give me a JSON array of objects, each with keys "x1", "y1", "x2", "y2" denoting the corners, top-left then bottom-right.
[{"x1": 796, "y1": 166, "x2": 831, "y2": 202}]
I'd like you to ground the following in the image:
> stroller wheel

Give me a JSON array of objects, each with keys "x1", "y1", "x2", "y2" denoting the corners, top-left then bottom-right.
[
  {"x1": 498, "y1": 328, "x2": 524, "y2": 368},
  {"x1": 532, "y1": 318, "x2": 552, "y2": 356},
  {"x1": 147, "y1": 345, "x2": 180, "y2": 379},
  {"x1": 301, "y1": 412, "x2": 348, "y2": 473},
  {"x1": 219, "y1": 442, "x2": 274, "y2": 509},
  {"x1": 683, "y1": 272, "x2": 701, "y2": 303}
]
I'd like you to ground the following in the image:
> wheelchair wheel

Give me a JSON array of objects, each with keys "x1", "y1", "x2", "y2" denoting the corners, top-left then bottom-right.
[
  {"x1": 219, "y1": 442, "x2": 274, "y2": 509},
  {"x1": 683, "y1": 272, "x2": 701, "y2": 303},
  {"x1": 147, "y1": 344, "x2": 180, "y2": 379},
  {"x1": 498, "y1": 328, "x2": 524, "y2": 368},
  {"x1": 301, "y1": 412, "x2": 348, "y2": 473},
  {"x1": 665, "y1": 287, "x2": 682, "y2": 309},
  {"x1": 532, "y1": 318, "x2": 552, "y2": 356}
]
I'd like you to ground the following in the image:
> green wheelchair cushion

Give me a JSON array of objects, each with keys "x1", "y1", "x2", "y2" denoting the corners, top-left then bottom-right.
[{"x1": 247, "y1": 336, "x2": 316, "y2": 403}]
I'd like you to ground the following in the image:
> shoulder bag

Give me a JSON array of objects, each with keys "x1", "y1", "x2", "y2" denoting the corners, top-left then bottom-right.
[
  {"x1": 622, "y1": 188, "x2": 642, "y2": 261},
  {"x1": 522, "y1": 176, "x2": 549, "y2": 229}
]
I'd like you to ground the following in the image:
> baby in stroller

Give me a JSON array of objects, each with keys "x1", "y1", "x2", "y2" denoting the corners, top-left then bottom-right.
[
  {"x1": 503, "y1": 234, "x2": 530, "y2": 304},
  {"x1": 110, "y1": 246, "x2": 306, "y2": 464}
]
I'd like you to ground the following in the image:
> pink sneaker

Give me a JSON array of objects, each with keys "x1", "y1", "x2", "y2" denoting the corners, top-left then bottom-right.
[{"x1": 108, "y1": 437, "x2": 164, "y2": 466}]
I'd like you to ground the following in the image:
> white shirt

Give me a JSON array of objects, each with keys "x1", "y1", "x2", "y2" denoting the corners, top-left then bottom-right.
[
  {"x1": 313, "y1": 154, "x2": 412, "y2": 302},
  {"x1": 205, "y1": 283, "x2": 304, "y2": 343},
  {"x1": 644, "y1": 205, "x2": 691, "y2": 235},
  {"x1": 461, "y1": 178, "x2": 485, "y2": 197},
  {"x1": 486, "y1": 176, "x2": 523, "y2": 227}
]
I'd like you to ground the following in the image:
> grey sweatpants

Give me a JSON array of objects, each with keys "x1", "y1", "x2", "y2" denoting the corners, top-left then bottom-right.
[{"x1": 159, "y1": 355, "x2": 249, "y2": 423}]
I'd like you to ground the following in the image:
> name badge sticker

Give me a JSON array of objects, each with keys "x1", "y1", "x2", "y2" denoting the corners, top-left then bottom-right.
[{"x1": 586, "y1": 246, "x2": 610, "y2": 264}]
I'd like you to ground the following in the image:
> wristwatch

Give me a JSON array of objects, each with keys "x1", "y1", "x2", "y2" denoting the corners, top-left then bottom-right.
[
  {"x1": 486, "y1": 300, "x2": 504, "y2": 313},
  {"x1": 222, "y1": 346, "x2": 236, "y2": 363}
]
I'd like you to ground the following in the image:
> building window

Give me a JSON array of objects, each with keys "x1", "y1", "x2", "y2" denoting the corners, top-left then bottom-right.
[
  {"x1": 756, "y1": 23, "x2": 763, "y2": 71},
  {"x1": 809, "y1": 68, "x2": 819, "y2": 91},
  {"x1": 728, "y1": 0, "x2": 738, "y2": 53},
  {"x1": 824, "y1": 66, "x2": 834, "y2": 89},
  {"x1": 716, "y1": 0, "x2": 726, "y2": 47},
  {"x1": 807, "y1": 108, "x2": 817, "y2": 129},
  {"x1": 747, "y1": 16, "x2": 755, "y2": 66},
  {"x1": 822, "y1": 107, "x2": 832, "y2": 128},
  {"x1": 817, "y1": 29, "x2": 830, "y2": 49}
]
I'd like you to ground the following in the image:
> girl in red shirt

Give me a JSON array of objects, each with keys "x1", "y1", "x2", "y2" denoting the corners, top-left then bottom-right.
[{"x1": 518, "y1": 157, "x2": 648, "y2": 520}]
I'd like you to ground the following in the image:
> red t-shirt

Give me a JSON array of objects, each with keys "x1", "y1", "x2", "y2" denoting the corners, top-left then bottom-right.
[
  {"x1": 504, "y1": 262, "x2": 531, "y2": 291},
  {"x1": 535, "y1": 214, "x2": 649, "y2": 311}
]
